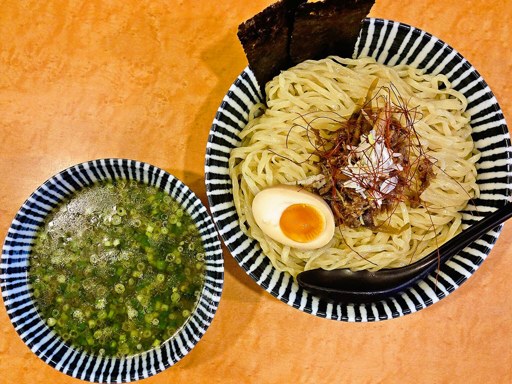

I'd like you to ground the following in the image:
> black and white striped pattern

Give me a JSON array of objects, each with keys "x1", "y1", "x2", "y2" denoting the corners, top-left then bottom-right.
[
  {"x1": 1, "y1": 159, "x2": 224, "y2": 382},
  {"x1": 205, "y1": 18, "x2": 511, "y2": 322}
]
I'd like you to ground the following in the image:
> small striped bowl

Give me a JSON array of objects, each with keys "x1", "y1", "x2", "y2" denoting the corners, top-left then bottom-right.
[
  {"x1": 205, "y1": 18, "x2": 511, "y2": 321},
  {"x1": 1, "y1": 159, "x2": 224, "y2": 382}
]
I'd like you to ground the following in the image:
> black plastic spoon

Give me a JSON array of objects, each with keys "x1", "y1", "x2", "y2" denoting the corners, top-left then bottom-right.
[{"x1": 297, "y1": 202, "x2": 512, "y2": 304}]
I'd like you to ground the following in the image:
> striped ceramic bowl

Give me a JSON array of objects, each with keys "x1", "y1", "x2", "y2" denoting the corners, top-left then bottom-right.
[
  {"x1": 205, "y1": 18, "x2": 511, "y2": 322},
  {"x1": 1, "y1": 159, "x2": 224, "y2": 382}
]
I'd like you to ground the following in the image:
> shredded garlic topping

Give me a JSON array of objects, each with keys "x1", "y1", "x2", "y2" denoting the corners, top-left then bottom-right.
[{"x1": 341, "y1": 129, "x2": 402, "y2": 207}]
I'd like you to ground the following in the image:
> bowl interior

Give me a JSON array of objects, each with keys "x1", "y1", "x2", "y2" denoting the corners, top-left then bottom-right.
[
  {"x1": 1, "y1": 159, "x2": 223, "y2": 382},
  {"x1": 205, "y1": 18, "x2": 511, "y2": 321}
]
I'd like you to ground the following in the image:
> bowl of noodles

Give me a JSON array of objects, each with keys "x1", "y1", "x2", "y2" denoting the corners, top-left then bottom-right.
[{"x1": 205, "y1": 18, "x2": 511, "y2": 321}]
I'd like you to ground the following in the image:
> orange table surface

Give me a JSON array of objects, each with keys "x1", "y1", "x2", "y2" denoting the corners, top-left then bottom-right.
[{"x1": 1, "y1": 1, "x2": 511, "y2": 383}]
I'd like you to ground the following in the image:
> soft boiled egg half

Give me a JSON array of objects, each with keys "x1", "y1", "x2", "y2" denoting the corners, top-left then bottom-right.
[{"x1": 251, "y1": 185, "x2": 335, "y2": 250}]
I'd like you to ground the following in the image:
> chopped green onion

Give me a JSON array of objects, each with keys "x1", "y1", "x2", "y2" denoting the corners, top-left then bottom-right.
[
  {"x1": 142, "y1": 330, "x2": 152, "y2": 338},
  {"x1": 111, "y1": 215, "x2": 122, "y2": 226},
  {"x1": 171, "y1": 292, "x2": 180, "y2": 303},
  {"x1": 114, "y1": 283, "x2": 125, "y2": 294}
]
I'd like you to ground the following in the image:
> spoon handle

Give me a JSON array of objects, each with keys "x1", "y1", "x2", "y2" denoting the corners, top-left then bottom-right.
[{"x1": 392, "y1": 202, "x2": 512, "y2": 281}]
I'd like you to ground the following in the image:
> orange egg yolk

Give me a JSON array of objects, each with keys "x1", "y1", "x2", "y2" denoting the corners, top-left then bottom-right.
[{"x1": 279, "y1": 204, "x2": 325, "y2": 243}]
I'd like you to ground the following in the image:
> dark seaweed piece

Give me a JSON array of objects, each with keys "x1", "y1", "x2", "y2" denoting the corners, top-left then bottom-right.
[
  {"x1": 237, "y1": 0, "x2": 306, "y2": 89},
  {"x1": 290, "y1": 0, "x2": 375, "y2": 65}
]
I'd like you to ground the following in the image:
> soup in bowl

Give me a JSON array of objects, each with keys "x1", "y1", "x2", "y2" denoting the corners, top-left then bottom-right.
[{"x1": 1, "y1": 159, "x2": 223, "y2": 382}]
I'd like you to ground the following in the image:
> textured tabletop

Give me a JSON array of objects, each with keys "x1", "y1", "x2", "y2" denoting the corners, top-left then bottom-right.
[{"x1": 0, "y1": 1, "x2": 511, "y2": 383}]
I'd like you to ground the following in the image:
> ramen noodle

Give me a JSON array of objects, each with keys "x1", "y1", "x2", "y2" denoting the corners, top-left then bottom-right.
[{"x1": 229, "y1": 56, "x2": 479, "y2": 277}]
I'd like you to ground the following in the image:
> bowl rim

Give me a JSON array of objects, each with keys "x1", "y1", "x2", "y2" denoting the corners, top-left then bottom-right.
[
  {"x1": 1, "y1": 158, "x2": 224, "y2": 382},
  {"x1": 205, "y1": 17, "x2": 512, "y2": 322}
]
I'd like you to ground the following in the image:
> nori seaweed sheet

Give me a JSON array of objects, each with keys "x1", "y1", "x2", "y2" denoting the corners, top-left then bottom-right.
[
  {"x1": 237, "y1": 0, "x2": 375, "y2": 91},
  {"x1": 237, "y1": 0, "x2": 306, "y2": 88},
  {"x1": 290, "y1": 0, "x2": 375, "y2": 64}
]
